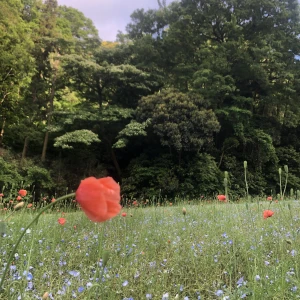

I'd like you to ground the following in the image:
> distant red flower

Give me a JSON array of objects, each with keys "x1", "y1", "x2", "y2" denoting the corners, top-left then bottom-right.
[
  {"x1": 121, "y1": 212, "x2": 127, "y2": 217},
  {"x1": 132, "y1": 200, "x2": 138, "y2": 205},
  {"x1": 169, "y1": 202, "x2": 173, "y2": 206},
  {"x1": 27, "y1": 203, "x2": 33, "y2": 208},
  {"x1": 217, "y1": 195, "x2": 226, "y2": 202},
  {"x1": 51, "y1": 198, "x2": 56, "y2": 203},
  {"x1": 267, "y1": 196, "x2": 272, "y2": 201},
  {"x1": 16, "y1": 196, "x2": 22, "y2": 201},
  {"x1": 58, "y1": 218, "x2": 66, "y2": 225},
  {"x1": 75, "y1": 177, "x2": 121, "y2": 223},
  {"x1": 263, "y1": 210, "x2": 274, "y2": 219},
  {"x1": 0, "y1": 193, "x2": 4, "y2": 197},
  {"x1": 18, "y1": 190, "x2": 27, "y2": 197}
]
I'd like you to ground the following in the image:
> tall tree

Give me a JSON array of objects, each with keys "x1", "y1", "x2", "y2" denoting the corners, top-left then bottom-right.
[{"x1": 0, "y1": 0, "x2": 34, "y2": 146}]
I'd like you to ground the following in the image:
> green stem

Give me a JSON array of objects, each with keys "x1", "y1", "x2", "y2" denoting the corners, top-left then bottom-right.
[
  {"x1": 279, "y1": 171, "x2": 282, "y2": 200},
  {"x1": 0, "y1": 192, "x2": 75, "y2": 292},
  {"x1": 282, "y1": 173, "x2": 288, "y2": 201},
  {"x1": 244, "y1": 167, "x2": 249, "y2": 200}
]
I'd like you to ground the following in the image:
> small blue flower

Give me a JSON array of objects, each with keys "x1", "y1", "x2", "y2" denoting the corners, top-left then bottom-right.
[
  {"x1": 78, "y1": 286, "x2": 84, "y2": 293},
  {"x1": 68, "y1": 270, "x2": 80, "y2": 277},
  {"x1": 146, "y1": 294, "x2": 152, "y2": 299},
  {"x1": 215, "y1": 290, "x2": 223, "y2": 297},
  {"x1": 122, "y1": 280, "x2": 129, "y2": 286},
  {"x1": 237, "y1": 276, "x2": 244, "y2": 287},
  {"x1": 291, "y1": 286, "x2": 297, "y2": 292}
]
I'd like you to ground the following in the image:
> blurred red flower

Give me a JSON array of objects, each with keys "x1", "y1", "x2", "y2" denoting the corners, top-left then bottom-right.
[
  {"x1": 16, "y1": 196, "x2": 22, "y2": 201},
  {"x1": 75, "y1": 177, "x2": 121, "y2": 222},
  {"x1": 121, "y1": 212, "x2": 127, "y2": 217},
  {"x1": 18, "y1": 190, "x2": 27, "y2": 197},
  {"x1": 58, "y1": 218, "x2": 66, "y2": 225},
  {"x1": 267, "y1": 196, "x2": 272, "y2": 201},
  {"x1": 27, "y1": 203, "x2": 33, "y2": 208},
  {"x1": 263, "y1": 210, "x2": 274, "y2": 219},
  {"x1": 217, "y1": 195, "x2": 226, "y2": 202}
]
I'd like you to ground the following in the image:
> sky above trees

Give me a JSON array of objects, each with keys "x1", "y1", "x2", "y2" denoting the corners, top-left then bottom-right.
[{"x1": 57, "y1": 0, "x2": 162, "y2": 41}]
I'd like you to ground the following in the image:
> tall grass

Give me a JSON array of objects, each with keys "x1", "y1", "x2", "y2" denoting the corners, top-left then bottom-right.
[{"x1": 0, "y1": 198, "x2": 300, "y2": 299}]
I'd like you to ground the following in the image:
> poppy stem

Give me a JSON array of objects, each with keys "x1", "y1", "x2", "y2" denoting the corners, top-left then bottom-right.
[{"x1": 0, "y1": 193, "x2": 75, "y2": 292}]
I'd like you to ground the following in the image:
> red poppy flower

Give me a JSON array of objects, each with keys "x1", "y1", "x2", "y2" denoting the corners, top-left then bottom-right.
[
  {"x1": 132, "y1": 200, "x2": 138, "y2": 205},
  {"x1": 75, "y1": 176, "x2": 121, "y2": 223},
  {"x1": 51, "y1": 198, "x2": 56, "y2": 203},
  {"x1": 217, "y1": 195, "x2": 226, "y2": 202},
  {"x1": 263, "y1": 210, "x2": 274, "y2": 219},
  {"x1": 0, "y1": 193, "x2": 4, "y2": 197},
  {"x1": 18, "y1": 189, "x2": 27, "y2": 197},
  {"x1": 121, "y1": 212, "x2": 127, "y2": 217},
  {"x1": 58, "y1": 218, "x2": 66, "y2": 225},
  {"x1": 267, "y1": 196, "x2": 272, "y2": 201},
  {"x1": 27, "y1": 203, "x2": 33, "y2": 208},
  {"x1": 16, "y1": 196, "x2": 22, "y2": 201}
]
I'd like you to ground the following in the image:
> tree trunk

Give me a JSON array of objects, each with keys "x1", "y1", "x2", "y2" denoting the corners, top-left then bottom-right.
[
  {"x1": 41, "y1": 72, "x2": 56, "y2": 162},
  {"x1": 41, "y1": 131, "x2": 49, "y2": 162},
  {"x1": 0, "y1": 117, "x2": 6, "y2": 147},
  {"x1": 110, "y1": 146, "x2": 122, "y2": 183},
  {"x1": 21, "y1": 136, "x2": 30, "y2": 165}
]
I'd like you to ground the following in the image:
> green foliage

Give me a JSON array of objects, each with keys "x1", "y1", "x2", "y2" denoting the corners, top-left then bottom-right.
[
  {"x1": 1, "y1": 0, "x2": 300, "y2": 197},
  {"x1": 0, "y1": 157, "x2": 22, "y2": 186},
  {"x1": 54, "y1": 130, "x2": 101, "y2": 149},
  {"x1": 113, "y1": 120, "x2": 149, "y2": 148},
  {"x1": 26, "y1": 165, "x2": 53, "y2": 189},
  {"x1": 123, "y1": 153, "x2": 222, "y2": 198},
  {"x1": 178, "y1": 153, "x2": 223, "y2": 197},
  {"x1": 137, "y1": 90, "x2": 220, "y2": 153},
  {"x1": 122, "y1": 154, "x2": 179, "y2": 198}
]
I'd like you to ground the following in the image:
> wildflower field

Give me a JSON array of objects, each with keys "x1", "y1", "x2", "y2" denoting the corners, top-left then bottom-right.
[{"x1": 1, "y1": 194, "x2": 300, "y2": 299}]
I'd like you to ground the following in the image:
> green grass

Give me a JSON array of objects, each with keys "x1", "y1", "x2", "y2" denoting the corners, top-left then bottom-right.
[{"x1": 1, "y1": 200, "x2": 300, "y2": 299}]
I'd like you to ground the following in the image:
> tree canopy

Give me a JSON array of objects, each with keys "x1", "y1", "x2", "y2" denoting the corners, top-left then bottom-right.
[{"x1": 1, "y1": 0, "x2": 300, "y2": 199}]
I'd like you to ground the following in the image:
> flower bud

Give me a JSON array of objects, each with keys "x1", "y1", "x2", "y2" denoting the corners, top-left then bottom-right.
[
  {"x1": 244, "y1": 161, "x2": 247, "y2": 169},
  {"x1": 42, "y1": 292, "x2": 49, "y2": 299},
  {"x1": 182, "y1": 207, "x2": 187, "y2": 215},
  {"x1": 14, "y1": 202, "x2": 24, "y2": 210}
]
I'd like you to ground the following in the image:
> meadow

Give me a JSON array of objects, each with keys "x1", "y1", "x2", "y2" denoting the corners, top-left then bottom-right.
[{"x1": 1, "y1": 196, "x2": 300, "y2": 299}]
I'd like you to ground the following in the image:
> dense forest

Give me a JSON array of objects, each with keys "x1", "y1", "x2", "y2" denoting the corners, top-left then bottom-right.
[{"x1": 1, "y1": 0, "x2": 300, "y2": 200}]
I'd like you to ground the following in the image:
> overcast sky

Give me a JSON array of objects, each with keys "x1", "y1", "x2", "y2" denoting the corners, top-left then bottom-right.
[{"x1": 57, "y1": 0, "x2": 162, "y2": 41}]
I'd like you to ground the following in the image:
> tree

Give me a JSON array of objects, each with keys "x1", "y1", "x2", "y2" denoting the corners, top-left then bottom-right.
[
  {"x1": 0, "y1": 0, "x2": 35, "y2": 146},
  {"x1": 136, "y1": 90, "x2": 220, "y2": 162}
]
